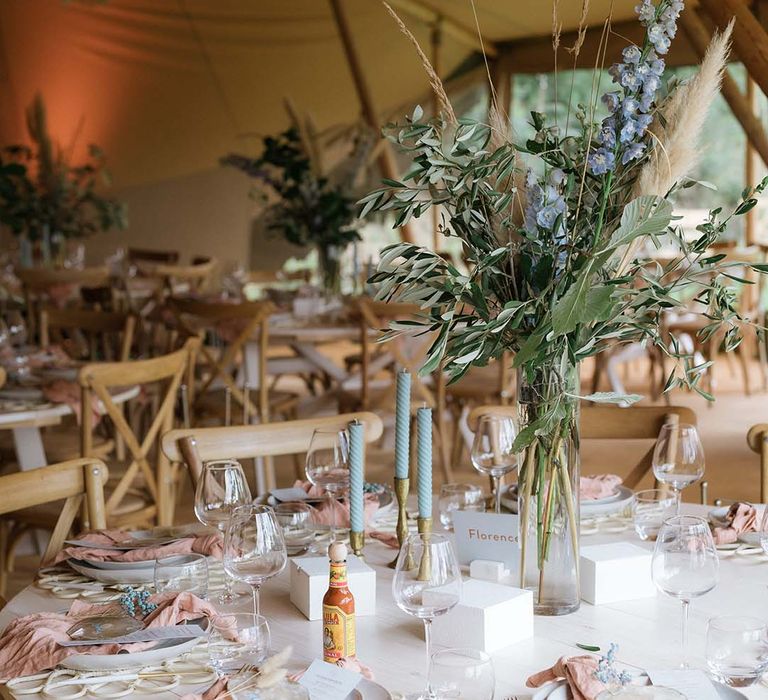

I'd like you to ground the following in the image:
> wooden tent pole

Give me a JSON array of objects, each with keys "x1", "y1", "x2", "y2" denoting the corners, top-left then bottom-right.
[
  {"x1": 431, "y1": 18, "x2": 443, "y2": 252},
  {"x1": 746, "y1": 76, "x2": 756, "y2": 245},
  {"x1": 680, "y1": 10, "x2": 768, "y2": 168},
  {"x1": 698, "y1": 0, "x2": 768, "y2": 99},
  {"x1": 329, "y1": 0, "x2": 415, "y2": 243}
]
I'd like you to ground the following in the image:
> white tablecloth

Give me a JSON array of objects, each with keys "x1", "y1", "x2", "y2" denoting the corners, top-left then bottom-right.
[{"x1": 2, "y1": 504, "x2": 768, "y2": 698}]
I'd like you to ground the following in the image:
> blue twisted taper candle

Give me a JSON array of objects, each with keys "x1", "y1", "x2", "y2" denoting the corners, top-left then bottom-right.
[
  {"x1": 417, "y1": 406, "x2": 432, "y2": 519},
  {"x1": 348, "y1": 421, "x2": 365, "y2": 534},
  {"x1": 395, "y1": 369, "x2": 411, "y2": 479}
]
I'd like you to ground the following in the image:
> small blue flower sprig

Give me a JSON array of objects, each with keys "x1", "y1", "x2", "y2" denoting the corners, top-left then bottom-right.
[
  {"x1": 594, "y1": 643, "x2": 633, "y2": 687},
  {"x1": 119, "y1": 587, "x2": 157, "y2": 618}
]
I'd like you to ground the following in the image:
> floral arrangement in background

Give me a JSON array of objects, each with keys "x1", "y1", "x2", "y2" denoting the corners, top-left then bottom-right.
[
  {"x1": 361, "y1": 0, "x2": 767, "y2": 613},
  {"x1": 0, "y1": 94, "x2": 127, "y2": 244},
  {"x1": 222, "y1": 121, "x2": 373, "y2": 294}
]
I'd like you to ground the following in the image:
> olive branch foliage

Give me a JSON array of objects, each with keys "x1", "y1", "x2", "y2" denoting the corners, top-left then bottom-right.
[{"x1": 360, "y1": 109, "x2": 768, "y2": 449}]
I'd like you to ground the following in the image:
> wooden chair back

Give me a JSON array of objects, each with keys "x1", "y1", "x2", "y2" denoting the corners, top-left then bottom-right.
[
  {"x1": 468, "y1": 404, "x2": 697, "y2": 489},
  {"x1": 170, "y1": 297, "x2": 274, "y2": 422},
  {"x1": 0, "y1": 458, "x2": 108, "y2": 565},
  {"x1": 144, "y1": 259, "x2": 218, "y2": 295},
  {"x1": 128, "y1": 248, "x2": 180, "y2": 265},
  {"x1": 747, "y1": 423, "x2": 768, "y2": 501},
  {"x1": 40, "y1": 307, "x2": 136, "y2": 362},
  {"x1": 162, "y1": 411, "x2": 384, "y2": 489},
  {"x1": 353, "y1": 298, "x2": 434, "y2": 410},
  {"x1": 78, "y1": 337, "x2": 199, "y2": 526}
]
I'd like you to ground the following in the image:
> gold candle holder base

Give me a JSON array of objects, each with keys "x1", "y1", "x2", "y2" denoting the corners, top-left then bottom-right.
[
  {"x1": 388, "y1": 477, "x2": 414, "y2": 570},
  {"x1": 416, "y1": 516, "x2": 433, "y2": 581},
  {"x1": 349, "y1": 530, "x2": 365, "y2": 559}
]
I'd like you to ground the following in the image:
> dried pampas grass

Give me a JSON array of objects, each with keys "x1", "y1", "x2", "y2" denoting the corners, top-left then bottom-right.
[
  {"x1": 636, "y1": 18, "x2": 734, "y2": 197},
  {"x1": 381, "y1": 1, "x2": 457, "y2": 126}
]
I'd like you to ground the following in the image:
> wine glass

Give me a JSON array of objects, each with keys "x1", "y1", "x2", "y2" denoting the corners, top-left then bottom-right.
[
  {"x1": 224, "y1": 504, "x2": 287, "y2": 617},
  {"x1": 652, "y1": 515, "x2": 719, "y2": 668},
  {"x1": 393, "y1": 532, "x2": 462, "y2": 700},
  {"x1": 471, "y1": 415, "x2": 518, "y2": 513},
  {"x1": 439, "y1": 483, "x2": 485, "y2": 531},
  {"x1": 194, "y1": 459, "x2": 252, "y2": 604},
  {"x1": 153, "y1": 553, "x2": 209, "y2": 598},
  {"x1": 652, "y1": 423, "x2": 705, "y2": 515},
  {"x1": 305, "y1": 428, "x2": 350, "y2": 544},
  {"x1": 428, "y1": 648, "x2": 495, "y2": 700}
]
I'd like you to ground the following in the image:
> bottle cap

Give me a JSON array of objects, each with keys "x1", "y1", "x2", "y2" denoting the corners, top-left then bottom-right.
[{"x1": 328, "y1": 542, "x2": 347, "y2": 562}]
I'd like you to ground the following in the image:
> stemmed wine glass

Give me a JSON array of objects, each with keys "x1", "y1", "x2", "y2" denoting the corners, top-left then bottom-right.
[
  {"x1": 305, "y1": 428, "x2": 350, "y2": 544},
  {"x1": 652, "y1": 423, "x2": 705, "y2": 514},
  {"x1": 224, "y1": 504, "x2": 287, "y2": 617},
  {"x1": 471, "y1": 414, "x2": 518, "y2": 513},
  {"x1": 652, "y1": 515, "x2": 719, "y2": 668},
  {"x1": 393, "y1": 532, "x2": 462, "y2": 700},
  {"x1": 194, "y1": 459, "x2": 252, "y2": 604}
]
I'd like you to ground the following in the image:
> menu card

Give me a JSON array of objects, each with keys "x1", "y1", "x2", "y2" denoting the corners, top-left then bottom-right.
[
  {"x1": 646, "y1": 669, "x2": 721, "y2": 699},
  {"x1": 297, "y1": 660, "x2": 361, "y2": 700}
]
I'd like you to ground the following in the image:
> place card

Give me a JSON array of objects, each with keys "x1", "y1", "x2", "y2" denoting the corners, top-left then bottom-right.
[
  {"x1": 646, "y1": 669, "x2": 721, "y2": 700},
  {"x1": 297, "y1": 659, "x2": 361, "y2": 700},
  {"x1": 452, "y1": 510, "x2": 519, "y2": 572},
  {"x1": 59, "y1": 624, "x2": 207, "y2": 646}
]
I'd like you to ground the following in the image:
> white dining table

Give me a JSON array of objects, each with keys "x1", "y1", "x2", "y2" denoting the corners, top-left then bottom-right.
[
  {"x1": 1, "y1": 504, "x2": 767, "y2": 699},
  {"x1": 0, "y1": 385, "x2": 140, "y2": 471}
]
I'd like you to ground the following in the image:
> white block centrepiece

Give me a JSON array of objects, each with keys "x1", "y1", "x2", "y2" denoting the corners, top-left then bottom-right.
[
  {"x1": 580, "y1": 542, "x2": 656, "y2": 605},
  {"x1": 428, "y1": 579, "x2": 533, "y2": 654},
  {"x1": 289, "y1": 554, "x2": 376, "y2": 620}
]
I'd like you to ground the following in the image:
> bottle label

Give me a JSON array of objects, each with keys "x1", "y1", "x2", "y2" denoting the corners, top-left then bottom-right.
[
  {"x1": 329, "y1": 562, "x2": 348, "y2": 588},
  {"x1": 322, "y1": 605, "x2": 356, "y2": 662}
]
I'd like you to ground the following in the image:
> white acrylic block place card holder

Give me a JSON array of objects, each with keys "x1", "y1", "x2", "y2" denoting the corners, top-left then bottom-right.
[
  {"x1": 289, "y1": 555, "x2": 376, "y2": 620},
  {"x1": 427, "y1": 579, "x2": 533, "y2": 654},
  {"x1": 580, "y1": 542, "x2": 656, "y2": 605}
]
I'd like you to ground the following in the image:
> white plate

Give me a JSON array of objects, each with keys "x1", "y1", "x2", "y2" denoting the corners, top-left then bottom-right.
[
  {"x1": 581, "y1": 486, "x2": 635, "y2": 517},
  {"x1": 68, "y1": 558, "x2": 154, "y2": 584},
  {"x1": 535, "y1": 679, "x2": 745, "y2": 699},
  {"x1": 60, "y1": 621, "x2": 208, "y2": 671},
  {"x1": 351, "y1": 679, "x2": 392, "y2": 699},
  {"x1": 72, "y1": 557, "x2": 156, "y2": 571}
]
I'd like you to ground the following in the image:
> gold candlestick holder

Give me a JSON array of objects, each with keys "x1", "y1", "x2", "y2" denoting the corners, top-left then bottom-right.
[
  {"x1": 388, "y1": 477, "x2": 414, "y2": 570},
  {"x1": 416, "y1": 516, "x2": 433, "y2": 581},
  {"x1": 349, "y1": 530, "x2": 365, "y2": 559}
]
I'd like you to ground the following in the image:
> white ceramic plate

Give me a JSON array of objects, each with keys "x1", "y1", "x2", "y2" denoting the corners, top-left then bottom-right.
[
  {"x1": 68, "y1": 558, "x2": 154, "y2": 584},
  {"x1": 72, "y1": 557, "x2": 156, "y2": 571},
  {"x1": 535, "y1": 679, "x2": 745, "y2": 699},
  {"x1": 350, "y1": 679, "x2": 392, "y2": 699},
  {"x1": 60, "y1": 621, "x2": 208, "y2": 671},
  {"x1": 581, "y1": 486, "x2": 635, "y2": 517}
]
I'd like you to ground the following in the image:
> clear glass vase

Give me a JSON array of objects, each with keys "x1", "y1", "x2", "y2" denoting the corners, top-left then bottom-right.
[
  {"x1": 317, "y1": 244, "x2": 342, "y2": 300},
  {"x1": 517, "y1": 362, "x2": 580, "y2": 615}
]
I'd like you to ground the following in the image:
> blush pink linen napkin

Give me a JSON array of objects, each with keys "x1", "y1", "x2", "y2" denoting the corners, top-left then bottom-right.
[
  {"x1": 42, "y1": 379, "x2": 101, "y2": 427},
  {"x1": 712, "y1": 502, "x2": 759, "y2": 545},
  {"x1": 580, "y1": 474, "x2": 623, "y2": 501},
  {"x1": 527, "y1": 655, "x2": 606, "y2": 700},
  {"x1": 0, "y1": 592, "x2": 217, "y2": 682},
  {"x1": 293, "y1": 481, "x2": 380, "y2": 531},
  {"x1": 53, "y1": 529, "x2": 223, "y2": 564}
]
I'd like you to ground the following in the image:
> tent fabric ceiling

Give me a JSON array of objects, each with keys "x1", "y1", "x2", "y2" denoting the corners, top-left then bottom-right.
[{"x1": 0, "y1": 0, "x2": 685, "y2": 189}]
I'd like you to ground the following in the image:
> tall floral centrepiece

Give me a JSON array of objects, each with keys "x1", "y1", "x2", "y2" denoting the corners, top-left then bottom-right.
[{"x1": 362, "y1": 0, "x2": 768, "y2": 615}]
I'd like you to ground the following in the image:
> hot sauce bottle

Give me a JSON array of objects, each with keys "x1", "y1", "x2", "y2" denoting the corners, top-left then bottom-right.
[{"x1": 322, "y1": 542, "x2": 356, "y2": 663}]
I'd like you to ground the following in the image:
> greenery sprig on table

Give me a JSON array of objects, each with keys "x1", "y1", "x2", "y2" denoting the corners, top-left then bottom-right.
[{"x1": 361, "y1": 0, "x2": 767, "y2": 612}]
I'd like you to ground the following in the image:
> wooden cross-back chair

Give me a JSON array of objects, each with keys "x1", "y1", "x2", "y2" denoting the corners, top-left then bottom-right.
[
  {"x1": 40, "y1": 307, "x2": 137, "y2": 363},
  {"x1": 353, "y1": 298, "x2": 435, "y2": 410},
  {"x1": 17, "y1": 267, "x2": 112, "y2": 340},
  {"x1": 79, "y1": 338, "x2": 199, "y2": 527},
  {"x1": 468, "y1": 404, "x2": 697, "y2": 490},
  {"x1": 0, "y1": 458, "x2": 108, "y2": 595},
  {"x1": 128, "y1": 248, "x2": 180, "y2": 265},
  {"x1": 161, "y1": 412, "x2": 384, "y2": 492},
  {"x1": 143, "y1": 259, "x2": 218, "y2": 297},
  {"x1": 747, "y1": 423, "x2": 768, "y2": 502},
  {"x1": 170, "y1": 297, "x2": 296, "y2": 425}
]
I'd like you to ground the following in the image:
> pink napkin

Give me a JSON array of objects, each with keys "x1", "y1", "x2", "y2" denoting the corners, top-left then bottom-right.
[
  {"x1": 527, "y1": 655, "x2": 606, "y2": 700},
  {"x1": 293, "y1": 481, "x2": 380, "y2": 532},
  {"x1": 580, "y1": 474, "x2": 622, "y2": 500},
  {"x1": 368, "y1": 531, "x2": 399, "y2": 549},
  {"x1": 0, "y1": 592, "x2": 217, "y2": 681},
  {"x1": 42, "y1": 379, "x2": 100, "y2": 427},
  {"x1": 54, "y1": 529, "x2": 223, "y2": 564},
  {"x1": 712, "y1": 502, "x2": 758, "y2": 545}
]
